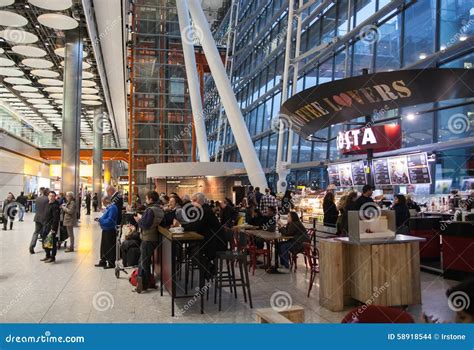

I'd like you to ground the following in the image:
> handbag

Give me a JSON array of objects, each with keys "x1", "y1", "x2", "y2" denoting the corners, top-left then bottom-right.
[{"x1": 43, "y1": 232, "x2": 54, "y2": 249}]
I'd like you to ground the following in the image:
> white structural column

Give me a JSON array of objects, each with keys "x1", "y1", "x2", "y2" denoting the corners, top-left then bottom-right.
[
  {"x1": 286, "y1": 0, "x2": 303, "y2": 166},
  {"x1": 176, "y1": 0, "x2": 209, "y2": 161},
  {"x1": 187, "y1": 0, "x2": 267, "y2": 189},
  {"x1": 92, "y1": 106, "x2": 103, "y2": 208},
  {"x1": 276, "y1": 0, "x2": 295, "y2": 193},
  {"x1": 61, "y1": 27, "x2": 83, "y2": 196}
]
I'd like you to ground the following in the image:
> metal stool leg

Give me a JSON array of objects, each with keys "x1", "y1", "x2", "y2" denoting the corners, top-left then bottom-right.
[{"x1": 218, "y1": 257, "x2": 224, "y2": 311}]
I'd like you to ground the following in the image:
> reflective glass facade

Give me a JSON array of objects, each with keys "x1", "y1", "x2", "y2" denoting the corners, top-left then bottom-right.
[{"x1": 204, "y1": 0, "x2": 474, "y2": 188}]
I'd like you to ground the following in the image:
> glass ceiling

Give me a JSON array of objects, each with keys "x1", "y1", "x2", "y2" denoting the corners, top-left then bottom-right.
[{"x1": 0, "y1": 0, "x2": 117, "y2": 147}]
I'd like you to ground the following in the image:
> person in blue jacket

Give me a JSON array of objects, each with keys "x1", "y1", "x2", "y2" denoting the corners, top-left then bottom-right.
[{"x1": 94, "y1": 198, "x2": 118, "y2": 269}]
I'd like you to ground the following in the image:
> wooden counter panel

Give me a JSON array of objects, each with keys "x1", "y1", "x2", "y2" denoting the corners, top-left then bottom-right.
[
  {"x1": 348, "y1": 244, "x2": 372, "y2": 303},
  {"x1": 319, "y1": 238, "x2": 422, "y2": 311},
  {"x1": 319, "y1": 240, "x2": 346, "y2": 312}
]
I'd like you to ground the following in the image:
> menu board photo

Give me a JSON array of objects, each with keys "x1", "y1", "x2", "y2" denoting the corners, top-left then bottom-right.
[
  {"x1": 407, "y1": 153, "x2": 432, "y2": 184},
  {"x1": 387, "y1": 156, "x2": 410, "y2": 184},
  {"x1": 327, "y1": 164, "x2": 340, "y2": 187},
  {"x1": 338, "y1": 163, "x2": 353, "y2": 187},
  {"x1": 373, "y1": 158, "x2": 391, "y2": 185},
  {"x1": 351, "y1": 161, "x2": 367, "y2": 186}
]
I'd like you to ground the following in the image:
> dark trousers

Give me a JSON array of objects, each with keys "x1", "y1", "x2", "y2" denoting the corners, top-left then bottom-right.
[
  {"x1": 3, "y1": 216, "x2": 13, "y2": 230},
  {"x1": 30, "y1": 222, "x2": 43, "y2": 249},
  {"x1": 86, "y1": 203, "x2": 91, "y2": 215},
  {"x1": 139, "y1": 240, "x2": 159, "y2": 288},
  {"x1": 121, "y1": 239, "x2": 141, "y2": 267},
  {"x1": 100, "y1": 229, "x2": 117, "y2": 265},
  {"x1": 44, "y1": 236, "x2": 58, "y2": 259}
]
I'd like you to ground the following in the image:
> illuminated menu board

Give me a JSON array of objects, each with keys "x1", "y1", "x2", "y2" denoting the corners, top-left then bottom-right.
[
  {"x1": 373, "y1": 158, "x2": 391, "y2": 185},
  {"x1": 374, "y1": 153, "x2": 431, "y2": 185},
  {"x1": 407, "y1": 153, "x2": 432, "y2": 184},
  {"x1": 328, "y1": 164, "x2": 341, "y2": 187},
  {"x1": 328, "y1": 161, "x2": 366, "y2": 187},
  {"x1": 351, "y1": 161, "x2": 367, "y2": 186}
]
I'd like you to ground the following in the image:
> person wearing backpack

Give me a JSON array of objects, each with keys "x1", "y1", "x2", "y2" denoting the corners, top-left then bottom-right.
[{"x1": 133, "y1": 191, "x2": 164, "y2": 293}]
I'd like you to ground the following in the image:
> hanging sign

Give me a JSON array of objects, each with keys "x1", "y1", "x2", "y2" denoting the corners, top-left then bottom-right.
[
  {"x1": 280, "y1": 69, "x2": 474, "y2": 138},
  {"x1": 337, "y1": 124, "x2": 402, "y2": 154}
]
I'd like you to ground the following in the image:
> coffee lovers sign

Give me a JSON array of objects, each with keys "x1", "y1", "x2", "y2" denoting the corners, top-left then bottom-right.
[{"x1": 280, "y1": 69, "x2": 474, "y2": 138}]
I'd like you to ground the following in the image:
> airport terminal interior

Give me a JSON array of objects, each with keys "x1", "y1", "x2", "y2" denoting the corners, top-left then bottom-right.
[{"x1": 0, "y1": 0, "x2": 473, "y2": 324}]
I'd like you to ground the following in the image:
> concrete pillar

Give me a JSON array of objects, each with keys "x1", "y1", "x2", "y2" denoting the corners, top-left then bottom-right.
[
  {"x1": 187, "y1": 0, "x2": 267, "y2": 189},
  {"x1": 176, "y1": 0, "x2": 209, "y2": 161},
  {"x1": 61, "y1": 27, "x2": 83, "y2": 196},
  {"x1": 93, "y1": 107, "x2": 103, "y2": 208}
]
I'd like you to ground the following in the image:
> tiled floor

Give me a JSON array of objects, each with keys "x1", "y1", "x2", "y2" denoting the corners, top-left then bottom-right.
[{"x1": 0, "y1": 212, "x2": 458, "y2": 323}]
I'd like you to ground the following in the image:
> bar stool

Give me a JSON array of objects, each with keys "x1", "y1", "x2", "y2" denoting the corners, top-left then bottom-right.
[{"x1": 214, "y1": 250, "x2": 253, "y2": 311}]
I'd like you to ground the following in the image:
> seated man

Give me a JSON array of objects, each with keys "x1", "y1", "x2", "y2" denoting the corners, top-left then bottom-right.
[{"x1": 182, "y1": 193, "x2": 229, "y2": 277}]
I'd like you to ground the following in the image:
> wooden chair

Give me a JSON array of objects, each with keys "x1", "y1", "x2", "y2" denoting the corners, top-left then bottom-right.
[{"x1": 305, "y1": 242, "x2": 320, "y2": 297}]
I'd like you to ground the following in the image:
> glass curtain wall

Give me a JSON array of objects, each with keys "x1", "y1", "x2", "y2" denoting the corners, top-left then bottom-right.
[
  {"x1": 204, "y1": 0, "x2": 474, "y2": 189},
  {"x1": 130, "y1": 0, "x2": 193, "y2": 193}
]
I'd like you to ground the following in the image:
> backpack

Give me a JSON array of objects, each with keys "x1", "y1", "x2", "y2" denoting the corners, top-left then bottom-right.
[{"x1": 129, "y1": 269, "x2": 157, "y2": 289}]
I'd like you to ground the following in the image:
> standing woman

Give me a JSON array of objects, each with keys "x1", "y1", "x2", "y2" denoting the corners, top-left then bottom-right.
[
  {"x1": 41, "y1": 191, "x2": 60, "y2": 263},
  {"x1": 323, "y1": 191, "x2": 338, "y2": 227},
  {"x1": 2, "y1": 192, "x2": 16, "y2": 230},
  {"x1": 392, "y1": 194, "x2": 411, "y2": 234},
  {"x1": 61, "y1": 191, "x2": 77, "y2": 253}
]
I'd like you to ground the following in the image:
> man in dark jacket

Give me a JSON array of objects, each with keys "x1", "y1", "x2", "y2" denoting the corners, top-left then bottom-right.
[
  {"x1": 29, "y1": 187, "x2": 49, "y2": 254},
  {"x1": 85, "y1": 192, "x2": 91, "y2": 215},
  {"x1": 354, "y1": 184, "x2": 375, "y2": 210},
  {"x1": 16, "y1": 191, "x2": 27, "y2": 221},
  {"x1": 182, "y1": 193, "x2": 228, "y2": 275},
  {"x1": 40, "y1": 191, "x2": 60, "y2": 263}
]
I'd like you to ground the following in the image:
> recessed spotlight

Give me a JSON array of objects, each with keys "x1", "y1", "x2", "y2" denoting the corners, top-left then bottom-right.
[
  {"x1": 459, "y1": 34, "x2": 468, "y2": 42},
  {"x1": 25, "y1": 4, "x2": 30, "y2": 8},
  {"x1": 406, "y1": 113, "x2": 415, "y2": 121},
  {"x1": 419, "y1": 53, "x2": 427, "y2": 60}
]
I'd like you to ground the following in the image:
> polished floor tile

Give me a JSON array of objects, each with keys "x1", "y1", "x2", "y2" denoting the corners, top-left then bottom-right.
[{"x1": 0, "y1": 212, "x2": 459, "y2": 323}]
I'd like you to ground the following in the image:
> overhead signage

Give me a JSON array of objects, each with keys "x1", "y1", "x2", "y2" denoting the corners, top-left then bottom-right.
[
  {"x1": 337, "y1": 124, "x2": 401, "y2": 154},
  {"x1": 280, "y1": 69, "x2": 474, "y2": 138},
  {"x1": 328, "y1": 161, "x2": 367, "y2": 187},
  {"x1": 374, "y1": 153, "x2": 431, "y2": 186}
]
